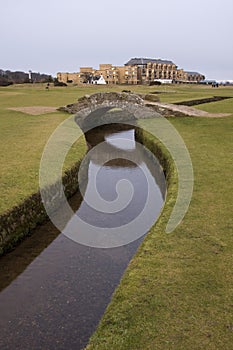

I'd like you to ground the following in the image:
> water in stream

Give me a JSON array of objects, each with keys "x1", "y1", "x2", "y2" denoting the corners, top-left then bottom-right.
[{"x1": 0, "y1": 125, "x2": 166, "y2": 350}]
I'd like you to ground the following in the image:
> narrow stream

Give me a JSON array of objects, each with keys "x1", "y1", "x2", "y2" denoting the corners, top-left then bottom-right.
[{"x1": 0, "y1": 125, "x2": 166, "y2": 350}]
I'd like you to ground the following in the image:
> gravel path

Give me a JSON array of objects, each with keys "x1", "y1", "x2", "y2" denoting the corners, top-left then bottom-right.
[{"x1": 146, "y1": 101, "x2": 231, "y2": 118}]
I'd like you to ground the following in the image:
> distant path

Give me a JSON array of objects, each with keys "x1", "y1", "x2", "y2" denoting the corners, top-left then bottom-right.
[{"x1": 145, "y1": 101, "x2": 231, "y2": 118}]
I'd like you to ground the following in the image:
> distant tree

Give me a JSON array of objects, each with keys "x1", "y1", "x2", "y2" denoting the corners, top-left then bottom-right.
[
  {"x1": 47, "y1": 75, "x2": 54, "y2": 83},
  {"x1": 0, "y1": 75, "x2": 13, "y2": 86},
  {"x1": 54, "y1": 78, "x2": 67, "y2": 86}
]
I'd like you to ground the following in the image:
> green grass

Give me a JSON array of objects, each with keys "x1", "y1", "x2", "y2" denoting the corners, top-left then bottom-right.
[
  {"x1": 155, "y1": 85, "x2": 233, "y2": 104},
  {"x1": 85, "y1": 91, "x2": 233, "y2": 349},
  {"x1": 0, "y1": 83, "x2": 145, "y2": 213},
  {"x1": 0, "y1": 84, "x2": 92, "y2": 213},
  {"x1": 195, "y1": 98, "x2": 233, "y2": 114},
  {"x1": 0, "y1": 82, "x2": 174, "y2": 214},
  {"x1": 1, "y1": 83, "x2": 233, "y2": 349}
]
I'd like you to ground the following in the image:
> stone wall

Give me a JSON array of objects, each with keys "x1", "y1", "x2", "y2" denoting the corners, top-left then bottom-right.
[
  {"x1": 0, "y1": 160, "x2": 84, "y2": 255},
  {"x1": 59, "y1": 92, "x2": 145, "y2": 113}
]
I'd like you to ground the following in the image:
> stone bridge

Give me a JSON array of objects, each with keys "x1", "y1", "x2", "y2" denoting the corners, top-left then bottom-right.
[
  {"x1": 59, "y1": 92, "x2": 160, "y2": 130},
  {"x1": 59, "y1": 91, "x2": 230, "y2": 124}
]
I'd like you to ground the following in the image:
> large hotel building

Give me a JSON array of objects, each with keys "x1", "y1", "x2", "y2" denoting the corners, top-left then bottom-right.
[{"x1": 57, "y1": 58, "x2": 205, "y2": 85}]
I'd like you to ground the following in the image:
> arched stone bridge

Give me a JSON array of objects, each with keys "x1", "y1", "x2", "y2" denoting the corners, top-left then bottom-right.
[
  {"x1": 59, "y1": 91, "x2": 230, "y2": 124},
  {"x1": 59, "y1": 92, "x2": 160, "y2": 130}
]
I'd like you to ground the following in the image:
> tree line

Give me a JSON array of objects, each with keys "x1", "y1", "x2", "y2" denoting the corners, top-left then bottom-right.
[{"x1": 0, "y1": 69, "x2": 53, "y2": 86}]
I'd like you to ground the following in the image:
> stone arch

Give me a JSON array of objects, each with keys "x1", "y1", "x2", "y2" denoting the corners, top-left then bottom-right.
[{"x1": 59, "y1": 92, "x2": 160, "y2": 130}]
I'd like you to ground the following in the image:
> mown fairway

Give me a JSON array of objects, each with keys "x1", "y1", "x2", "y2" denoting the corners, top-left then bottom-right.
[{"x1": 1, "y1": 83, "x2": 233, "y2": 349}]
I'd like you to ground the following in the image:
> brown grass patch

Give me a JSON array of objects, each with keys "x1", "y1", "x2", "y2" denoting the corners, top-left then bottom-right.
[{"x1": 8, "y1": 106, "x2": 58, "y2": 115}]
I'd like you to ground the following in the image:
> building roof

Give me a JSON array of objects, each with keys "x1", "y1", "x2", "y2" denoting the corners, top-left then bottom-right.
[
  {"x1": 125, "y1": 57, "x2": 175, "y2": 66},
  {"x1": 185, "y1": 71, "x2": 203, "y2": 76}
]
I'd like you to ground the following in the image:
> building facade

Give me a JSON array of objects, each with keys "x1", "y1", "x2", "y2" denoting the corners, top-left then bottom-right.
[
  {"x1": 186, "y1": 71, "x2": 205, "y2": 82},
  {"x1": 57, "y1": 58, "x2": 205, "y2": 85},
  {"x1": 124, "y1": 58, "x2": 178, "y2": 84}
]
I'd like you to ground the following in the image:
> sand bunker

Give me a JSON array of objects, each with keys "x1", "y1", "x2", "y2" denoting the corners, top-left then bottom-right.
[{"x1": 8, "y1": 106, "x2": 58, "y2": 115}]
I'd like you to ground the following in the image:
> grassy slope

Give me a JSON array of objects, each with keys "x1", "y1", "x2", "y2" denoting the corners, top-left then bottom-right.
[{"x1": 86, "y1": 89, "x2": 233, "y2": 349}]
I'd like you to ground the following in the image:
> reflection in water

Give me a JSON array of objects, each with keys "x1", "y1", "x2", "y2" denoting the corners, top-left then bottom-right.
[
  {"x1": 0, "y1": 124, "x2": 166, "y2": 350},
  {"x1": 63, "y1": 125, "x2": 165, "y2": 248},
  {"x1": 76, "y1": 127, "x2": 165, "y2": 232},
  {"x1": 105, "y1": 129, "x2": 136, "y2": 150}
]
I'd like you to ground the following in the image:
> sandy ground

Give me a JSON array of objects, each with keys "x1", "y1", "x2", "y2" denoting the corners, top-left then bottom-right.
[
  {"x1": 8, "y1": 106, "x2": 58, "y2": 115},
  {"x1": 0, "y1": 92, "x2": 23, "y2": 96},
  {"x1": 146, "y1": 101, "x2": 231, "y2": 118}
]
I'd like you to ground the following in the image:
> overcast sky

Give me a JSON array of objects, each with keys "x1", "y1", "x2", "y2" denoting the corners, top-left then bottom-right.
[{"x1": 1, "y1": 0, "x2": 232, "y2": 79}]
